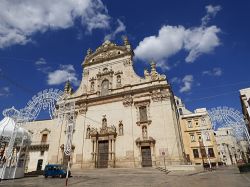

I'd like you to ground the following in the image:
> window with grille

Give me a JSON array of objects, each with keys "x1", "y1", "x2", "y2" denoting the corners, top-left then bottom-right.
[
  {"x1": 193, "y1": 149, "x2": 199, "y2": 158},
  {"x1": 208, "y1": 148, "x2": 215, "y2": 157}
]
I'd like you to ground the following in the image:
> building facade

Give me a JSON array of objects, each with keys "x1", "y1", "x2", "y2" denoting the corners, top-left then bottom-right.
[
  {"x1": 240, "y1": 88, "x2": 250, "y2": 132},
  {"x1": 215, "y1": 128, "x2": 244, "y2": 165},
  {"x1": 23, "y1": 39, "x2": 185, "y2": 171},
  {"x1": 175, "y1": 97, "x2": 219, "y2": 166}
]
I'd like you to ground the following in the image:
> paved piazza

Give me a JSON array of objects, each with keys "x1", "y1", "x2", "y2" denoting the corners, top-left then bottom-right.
[{"x1": 0, "y1": 167, "x2": 250, "y2": 187}]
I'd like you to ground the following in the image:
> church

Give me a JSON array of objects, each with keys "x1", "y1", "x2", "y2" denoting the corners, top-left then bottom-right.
[{"x1": 23, "y1": 38, "x2": 185, "y2": 171}]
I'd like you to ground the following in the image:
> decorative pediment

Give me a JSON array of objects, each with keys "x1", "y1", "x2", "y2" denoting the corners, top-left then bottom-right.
[
  {"x1": 89, "y1": 115, "x2": 117, "y2": 137},
  {"x1": 135, "y1": 137, "x2": 156, "y2": 146},
  {"x1": 40, "y1": 128, "x2": 51, "y2": 134},
  {"x1": 82, "y1": 39, "x2": 133, "y2": 67}
]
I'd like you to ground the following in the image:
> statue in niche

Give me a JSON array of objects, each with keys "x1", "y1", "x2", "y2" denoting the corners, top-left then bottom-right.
[
  {"x1": 117, "y1": 75, "x2": 121, "y2": 84},
  {"x1": 102, "y1": 115, "x2": 107, "y2": 128},
  {"x1": 117, "y1": 75, "x2": 121, "y2": 87},
  {"x1": 86, "y1": 125, "x2": 90, "y2": 139},
  {"x1": 142, "y1": 126, "x2": 147, "y2": 139},
  {"x1": 118, "y1": 121, "x2": 123, "y2": 136},
  {"x1": 90, "y1": 81, "x2": 95, "y2": 92}
]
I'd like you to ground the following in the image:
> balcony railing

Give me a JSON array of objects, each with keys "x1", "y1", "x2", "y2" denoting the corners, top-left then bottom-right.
[{"x1": 28, "y1": 142, "x2": 49, "y2": 151}]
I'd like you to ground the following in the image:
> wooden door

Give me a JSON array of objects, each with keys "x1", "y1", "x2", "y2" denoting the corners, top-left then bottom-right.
[
  {"x1": 97, "y1": 140, "x2": 109, "y2": 168},
  {"x1": 141, "y1": 146, "x2": 152, "y2": 167},
  {"x1": 36, "y1": 159, "x2": 43, "y2": 171}
]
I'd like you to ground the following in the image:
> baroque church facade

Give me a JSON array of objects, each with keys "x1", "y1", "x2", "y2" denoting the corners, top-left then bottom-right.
[{"x1": 23, "y1": 38, "x2": 185, "y2": 171}]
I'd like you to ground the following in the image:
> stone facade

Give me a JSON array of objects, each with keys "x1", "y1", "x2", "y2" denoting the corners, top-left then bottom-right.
[
  {"x1": 23, "y1": 39, "x2": 185, "y2": 171},
  {"x1": 215, "y1": 128, "x2": 245, "y2": 165}
]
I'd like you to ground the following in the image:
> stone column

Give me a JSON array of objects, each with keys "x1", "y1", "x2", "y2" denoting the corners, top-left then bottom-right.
[
  {"x1": 151, "y1": 145, "x2": 156, "y2": 166},
  {"x1": 92, "y1": 140, "x2": 96, "y2": 160},
  {"x1": 109, "y1": 139, "x2": 112, "y2": 161},
  {"x1": 111, "y1": 139, "x2": 116, "y2": 167},
  {"x1": 95, "y1": 140, "x2": 98, "y2": 168}
]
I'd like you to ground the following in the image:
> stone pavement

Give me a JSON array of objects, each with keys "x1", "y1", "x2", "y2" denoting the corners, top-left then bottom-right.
[{"x1": 0, "y1": 166, "x2": 250, "y2": 187}]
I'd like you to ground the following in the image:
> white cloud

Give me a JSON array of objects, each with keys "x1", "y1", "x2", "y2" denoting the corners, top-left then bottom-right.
[
  {"x1": 201, "y1": 5, "x2": 222, "y2": 26},
  {"x1": 170, "y1": 77, "x2": 181, "y2": 84},
  {"x1": 104, "y1": 19, "x2": 126, "y2": 40},
  {"x1": 184, "y1": 26, "x2": 220, "y2": 62},
  {"x1": 202, "y1": 67, "x2": 222, "y2": 76},
  {"x1": 47, "y1": 64, "x2": 79, "y2": 86},
  {"x1": 179, "y1": 75, "x2": 194, "y2": 93},
  {"x1": 134, "y1": 25, "x2": 220, "y2": 65},
  {"x1": 35, "y1": 58, "x2": 52, "y2": 73},
  {"x1": 0, "y1": 0, "x2": 110, "y2": 48},
  {"x1": 134, "y1": 5, "x2": 221, "y2": 69},
  {"x1": 135, "y1": 25, "x2": 185, "y2": 62},
  {"x1": 35, "y1": 58, "x2": 47, "y2": 65},
  {"x1": 0, "y1": 87, "x2": 10, "y2": 97}
]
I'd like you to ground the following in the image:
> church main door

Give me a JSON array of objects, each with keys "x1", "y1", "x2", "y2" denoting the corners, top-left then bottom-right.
[
  {"x1": 141, "y1": 146, "x2": 152, "y2": 167},
  {"x1": 97, "y1": 140, "x2": 109, "y2": 168}
]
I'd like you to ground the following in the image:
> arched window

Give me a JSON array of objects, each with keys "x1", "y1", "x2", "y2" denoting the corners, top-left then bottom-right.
[
  {"x1": 179, "y1": 108, "x2": 183, "y2": 115},
  {"x1": 101, "y1": 80, "x2": 109, "y2": 96},
  {"x1": 142, "y1": 126, "x2": 148, "y2": 139},
  {"x1": 102, "y1": 116, "x2": 107, "y2": 128},
  {"x1": 41, "y1": 134, "x2": 48, "y2": 143},
  {"x1": 119, "y1": 121, "x2": 123, "y2": 136}
]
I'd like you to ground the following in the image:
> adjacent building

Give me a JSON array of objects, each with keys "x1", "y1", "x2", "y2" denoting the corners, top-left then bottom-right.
[
  {"x1": 175, "y1": 97, "x2": 219, "y2": 166},
  {"x1": 215, "y1": 127, "x2": 244, "y2": 165},
  {"x1": 240, "y1": 88, "x2": 250, "y2": 132}
]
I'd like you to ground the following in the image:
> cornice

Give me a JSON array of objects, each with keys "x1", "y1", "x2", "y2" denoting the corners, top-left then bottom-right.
[{"x1": 76, "y1": 83, "x2": 171, "y2": 106}]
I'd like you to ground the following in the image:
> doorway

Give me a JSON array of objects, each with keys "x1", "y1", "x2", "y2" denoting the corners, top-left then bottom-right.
[
  {"x1": 36, "y1": 159, "x2": 43, "y2": 171},
  {"x1": 97, "y1": 140, "x2": 109, "y2": 168},
  {"x1": 141, "y1": 146, "x2": 152, "y2": 167}
]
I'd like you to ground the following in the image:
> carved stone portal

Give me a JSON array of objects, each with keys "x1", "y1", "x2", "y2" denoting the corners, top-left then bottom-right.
[{"x1": 89, "y1": 115, "x2": 117, "y2": 168}]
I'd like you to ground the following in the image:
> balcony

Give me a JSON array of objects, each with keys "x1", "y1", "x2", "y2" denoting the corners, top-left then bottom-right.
[{"x1": 28, "y1": 142, "x2": 49, "y2": 151}]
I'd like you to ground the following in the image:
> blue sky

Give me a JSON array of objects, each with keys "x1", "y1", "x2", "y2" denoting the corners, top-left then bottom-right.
[{"x1": 0, "y1": 0, "x2": 250, "y2": 119}]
